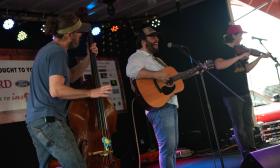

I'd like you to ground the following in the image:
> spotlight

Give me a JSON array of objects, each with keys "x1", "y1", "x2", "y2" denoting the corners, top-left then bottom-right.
[
  {"x1": 40, "y1": 24, "x2": 46, "y2": 32},
  {"x1": 3, "y1": 19, "x2": 15, "y2": 30},
  {"x1": 86, "y1": 2, "x2": 96, "y2": 10},
  {"x1": 91, "y1": 26, "x2": 101, "y2": 36},
  {"x1": 111, "y1": 25, "x2": 119, "y2": 32},
  {"x1": 17, "y1": 31, "x2": 28, "y2": 41},
  {"x1": 85, "y1": 2, "x2": 96, "y2": 16},
  {"x1": 151, "y1": 18, "x2": 160, "y2": 28}
]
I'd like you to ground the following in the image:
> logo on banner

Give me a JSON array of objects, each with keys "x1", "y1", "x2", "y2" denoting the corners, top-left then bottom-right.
[
  {"x1": 15, "y1": 80, "x2": 30, "y2": 87},
  {"x1": 0, "y1": 80, "x2": 12, "y2": 88}
]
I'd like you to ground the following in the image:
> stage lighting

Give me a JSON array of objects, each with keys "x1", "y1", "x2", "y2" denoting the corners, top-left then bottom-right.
[
  {"x1": 88, "y1": 11, "x2": 96, "y2": 16},
  {"x1": 151, "y1": 18, "x2": 160, "y2": 28},
  {"x1": 91, "y1": 26, "x2": 101, "y2": 36},
  {"x1": 111, "y1": 25, "x2": 119, "y2": 32},
  {"x1": 40, "y1": 24, "x2": 46, "y2": 32},
  {"x1": 86, "y1": 2, "x2": 96, "y2": 10},
  {"x1": 17, "y1": 31, "x2": 28, "y2": 41},
  {"x1": 3, "y1": 19, "x2": 15, "y2": 30}
]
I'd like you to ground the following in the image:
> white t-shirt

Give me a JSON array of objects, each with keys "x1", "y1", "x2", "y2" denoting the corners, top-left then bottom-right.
[{"x1": 126, "y1": 49, "x2": 178, "y2": 110}]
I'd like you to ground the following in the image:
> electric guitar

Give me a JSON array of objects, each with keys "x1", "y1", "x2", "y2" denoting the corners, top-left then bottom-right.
[{"x1": 133, "y1": 60, "x2": 214, "y2": 109}]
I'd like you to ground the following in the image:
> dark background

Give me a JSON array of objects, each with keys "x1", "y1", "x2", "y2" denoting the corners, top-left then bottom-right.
[{"x1": 0, "y1": 0, "x2": 234, "y2": 167}]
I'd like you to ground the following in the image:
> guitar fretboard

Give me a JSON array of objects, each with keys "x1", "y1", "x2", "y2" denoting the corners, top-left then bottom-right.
[{"x1": 171, "y1": 66, "x2": 200, "y2": 82}]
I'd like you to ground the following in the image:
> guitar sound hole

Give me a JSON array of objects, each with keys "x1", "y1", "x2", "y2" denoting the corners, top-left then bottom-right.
[{"x1": 161, "y1": 85, "x2": 175, "y2": 95}]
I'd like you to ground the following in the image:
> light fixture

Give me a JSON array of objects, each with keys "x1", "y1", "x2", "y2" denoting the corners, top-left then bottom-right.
[
  {"x1": 151, "y1": 18, "x2": 160, "y2": 28},
  {"x1": 3, "y1": 18, "x2": 15, "y2": 30},
  {"x1": 86, "y1": 2, "x2": 96, "y2": 10},
  {"x1": 17, "y1": 31, "x2": 28, "y2": 41},
  {"x1": 91, "y1": 26, "x2": 101, "y2": 36},
  {"x1": 85, "y1": 1, "x2": 97, "y2": 16},
  {"x1": 40, "y1": 24, "x2": 45, "y2": 32},
  {"x1": 111, "y1": 25, "x2": 119, "y2": 32}
]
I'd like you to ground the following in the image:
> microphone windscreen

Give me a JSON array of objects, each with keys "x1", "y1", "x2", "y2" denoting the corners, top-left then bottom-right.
[{"x1": 167, "y1": 42, "x2": 173, "y2": 48}]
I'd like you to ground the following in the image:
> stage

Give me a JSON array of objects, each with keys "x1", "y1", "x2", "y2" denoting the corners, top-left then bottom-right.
[
  {"x1": 142, "y1": 143, "x2": 280, "y2": 168},
  {"x1": 143, "y1": 152, "x2": 242, "y2": 168}
]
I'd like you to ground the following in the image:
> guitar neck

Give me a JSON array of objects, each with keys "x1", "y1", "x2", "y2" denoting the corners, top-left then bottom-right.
[{"x1": 171, "y1": 66, "x2": 200, "y2": 82}]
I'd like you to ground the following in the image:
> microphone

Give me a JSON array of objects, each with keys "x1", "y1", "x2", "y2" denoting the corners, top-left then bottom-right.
[
  {"x1": 167, "y1": 42, "x2": 188, "y2": 49},
  {"x1": 252, "y1": 36, "x2": 267, "y2": 41}
]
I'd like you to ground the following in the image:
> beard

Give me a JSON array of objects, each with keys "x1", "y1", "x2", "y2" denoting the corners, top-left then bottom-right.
[
  {"x1": 68, "y1": 34, "x2": 81, "y2": 49},
  {"x1": 146, "y1": 41, "x2": 159, "y2": 54},
  {"x1": 68, "y1": 39, "x2": 80, "y2": 49}
]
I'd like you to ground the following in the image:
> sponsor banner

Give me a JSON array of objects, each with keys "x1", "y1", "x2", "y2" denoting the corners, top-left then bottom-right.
[
  {"x1": 0, "y1": 60, "x2": 32, "y2": 113},
  {"x1": 0, "y1": 59, "x2": 126, "y2": 124},
  {"x1": 84, "y1": 60, "x2": 126, "y2": 112}
]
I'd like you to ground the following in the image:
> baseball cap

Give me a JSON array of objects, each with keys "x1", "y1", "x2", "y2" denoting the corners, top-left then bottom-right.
[
  {"x1": 226, "y1": 25, "x2": 247, "y2": 35},
  {"x1": 142, "y1": 27, "x2": 159, "y2": 36}
]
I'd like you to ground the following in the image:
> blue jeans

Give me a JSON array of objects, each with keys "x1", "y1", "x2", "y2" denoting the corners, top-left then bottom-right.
[
  {"x1": 26, "y1": 118, "x2": 86, "y2": 168},
  {"x1": 146, "y1": 103, "x2": 179, "y2": 168},
  {"x1": 223, "y1": 94, "x2": 256, "y2": 158}
]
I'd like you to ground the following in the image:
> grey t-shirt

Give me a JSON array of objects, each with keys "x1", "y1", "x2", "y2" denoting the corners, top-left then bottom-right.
[{"x1": 26, "y1": 42, "x2": 70, "y2": 123}]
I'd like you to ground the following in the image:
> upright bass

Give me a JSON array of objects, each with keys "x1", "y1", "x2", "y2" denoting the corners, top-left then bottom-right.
[
  {"x1": 67, "y1": 39, "x2": 120, "y2": 167},
  {"x1": 48, "y1": 39, "x2": 120, "y2": 168}
]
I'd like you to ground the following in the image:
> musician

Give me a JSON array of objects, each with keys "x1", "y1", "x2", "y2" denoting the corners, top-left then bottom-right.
[
  {"x1": 214, "y1": 24, "x2": 269, "y2": 159},
  {"x1": 126, "y1": 27, "x2": 179, "y2": 168},
  {"x1": 25, "y1": 14, "x2": 112, "y2": 168}
]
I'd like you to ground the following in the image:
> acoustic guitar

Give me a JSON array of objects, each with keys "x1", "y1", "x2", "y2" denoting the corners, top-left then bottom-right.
[{"x1": 133, "y1": 60, "x2": 214, "y2": 109}]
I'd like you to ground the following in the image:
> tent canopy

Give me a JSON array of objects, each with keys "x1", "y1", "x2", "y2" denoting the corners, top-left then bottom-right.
[{"x1": 240, "y1": 0, "x2": 280, "y2": 20}]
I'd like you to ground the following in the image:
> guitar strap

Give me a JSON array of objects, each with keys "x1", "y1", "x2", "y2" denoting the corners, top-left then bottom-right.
[
  {"x1": 130, "y1": 79, "x2": 136, "y2": 92},
  {"x1": 153, "y1": 56, "x2": 168, "y2": 67}
]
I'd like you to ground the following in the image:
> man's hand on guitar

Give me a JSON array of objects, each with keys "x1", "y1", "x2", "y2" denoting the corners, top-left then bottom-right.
[
  {"x1": 196, "y1": 63, "x2": 206, "y2": 74},
  {"x1": 154, "y1": 70, "x2": 170, "y2": 83}
]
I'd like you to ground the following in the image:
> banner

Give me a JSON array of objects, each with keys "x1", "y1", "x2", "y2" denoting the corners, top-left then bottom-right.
[
  {"x1": 0, "y1": 59, "x2": 126, "y2": 124},
  {"x1": 0, "y1": 61, "x2": 32, "y2": 112},
  {"x1": 84, "y1": 59, "x2": 127, "y2": 112},
  {"x1": 0, "y1": 60, "x2": 32, "y2": 124}
]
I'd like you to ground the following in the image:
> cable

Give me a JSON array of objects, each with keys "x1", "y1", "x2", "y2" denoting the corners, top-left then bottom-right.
[
  {"x1": 130, "y1": 97, "x2": 141, "y2": 168},
  {"x1": 177, "y1": 47, "x2": 226, "y2": 168}
]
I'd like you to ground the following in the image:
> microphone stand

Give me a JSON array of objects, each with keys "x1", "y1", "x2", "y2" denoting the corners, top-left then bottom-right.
[
  {"x1": 177, "y1": 48, "x2": 225, "y2": 168},
  {"x1": 257, "y1": 39, "x2": 280, "y2": 84}
]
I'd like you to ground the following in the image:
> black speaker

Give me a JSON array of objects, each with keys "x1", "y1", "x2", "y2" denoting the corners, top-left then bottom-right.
[{"x1": 241, "y1": 144, "x2": 280, "y2": 168}]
